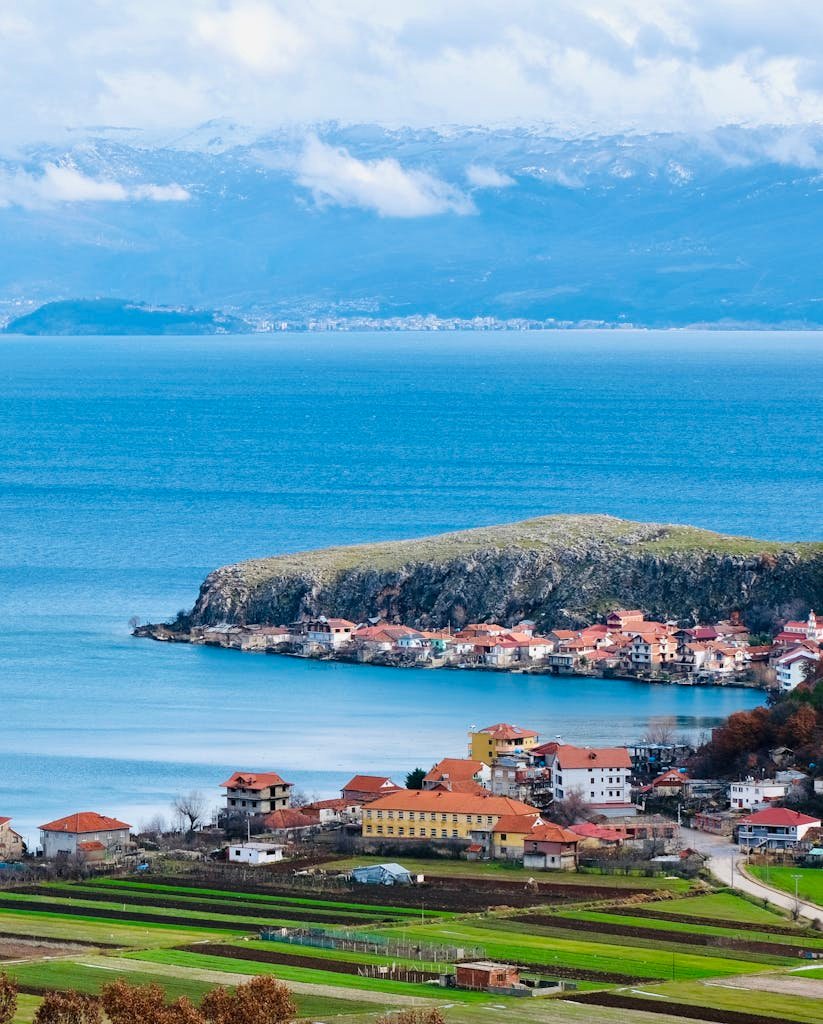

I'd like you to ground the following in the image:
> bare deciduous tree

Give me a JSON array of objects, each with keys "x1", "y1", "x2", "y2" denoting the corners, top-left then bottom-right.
[
  {"x1": 201, "y1": 976, "x2": 296, "y2": 1024},
  {"x1": 642, "y1": 715, "x2": 677, "y2": 746},
  {"x1": 0, "y1": 975, "x2": 17, "y2": 1024},
  {"x1": 172, "y1": 791, "x2": 208, "y2": 833},
  {"x1": 33, "y1": 991, "x2": 101, "y2": 1024},
  {"x1": 548, "y1": 788, "x2": 592, "y2": 826}
]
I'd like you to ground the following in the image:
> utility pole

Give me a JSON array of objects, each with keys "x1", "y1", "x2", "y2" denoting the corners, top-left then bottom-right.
[{"x1": 792, "y1": 873, "x2": 802, "y2": 917}]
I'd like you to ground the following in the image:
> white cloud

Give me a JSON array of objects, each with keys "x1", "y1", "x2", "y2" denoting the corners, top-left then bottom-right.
[
  {"x1": 0, "y1": 163, "x2": 190, "y2": 208},
  {"x1": 466, "y1": 164, "x2": 515, "y2": 188},
  {"x1": 294, "y1": 136, "x2": 474, "y2": 217},
  {"x1": 196, "y1": 3, "x2": 307, "y2": 74},
  {"x1": 6, "y1": 2, "x2": 823, "y2": 145}
]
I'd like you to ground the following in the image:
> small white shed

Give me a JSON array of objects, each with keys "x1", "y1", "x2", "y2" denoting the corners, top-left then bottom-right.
[{"x1": 228, "y1": 842, "x2": 285, "y2": 866}]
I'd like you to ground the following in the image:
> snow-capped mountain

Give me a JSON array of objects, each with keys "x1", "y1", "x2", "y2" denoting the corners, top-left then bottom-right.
[{"x1": 3, "y1": 123, "x2": 823, "y2": 327}]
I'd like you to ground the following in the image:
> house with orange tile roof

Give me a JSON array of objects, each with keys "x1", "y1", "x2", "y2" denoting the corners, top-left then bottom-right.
[
  {"x1": 423, "y1": 758, "x2": 491, "y2": 791},
  {"x1": 546, "y1": 745, "x2": 634, "y2": 817},
  {"x1": 361, "y1": 789, "x2": 540, "y2": 845},
  {"x1": 262, "y1": 807, "x2": 319, "y2": 835},
  {"x1": 305, "y1": 617, "x2": 357, "y2": 649},
  {"x1": 522, "y1": 821, "x2": 580, "y2": 870},
  {"x1": 489, "y1": 812, "x2": 545, "y2": 860},
  {"x1": 39, "y1": 812, "x2": 131, "y2": 861},
  {"x1": 341, "y1": 774, "x2": 403, "y2": 804},
  {"x1": 221, "y1": 771, "x2": 293, "y2": 817},
  {"x1": 469, "y1": 722, "x2": 539, "y2": 762},
  {"x1": 0, "y1": 817, "x2": 23, "y2": 860}
]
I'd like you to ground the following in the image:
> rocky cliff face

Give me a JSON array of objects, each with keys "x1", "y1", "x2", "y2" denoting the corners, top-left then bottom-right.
[{"x1": 179, "y1": 515, "x2": 823, "y2": 632}]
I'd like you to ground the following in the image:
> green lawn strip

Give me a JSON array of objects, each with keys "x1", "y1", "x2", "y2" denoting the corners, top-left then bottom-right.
[
  {"x1": 487, "y1": 917, "x2": 797, "y2": 969},
  {"x1": 41, "y1": 882, "x2": 408, "y2": 922},
  {"x1": 633, "y1": 979, "x2": 823, "y2": 1024},
  {"x1": 417, "y1": 1001, "x2": 698, "y2": 1024},
  {"x1": 80, "y1": 878, "x2": 451, "y2": 918},
  {"x1": 556, "y1": 909, "x2": 823, "y2": 949},
  {"x1": 124, "y1": 949, "x2": 491, "y2": 1003},
  {"x1": 382, "y1": 921, "x2": 780, "y2": 980},
  {"x1": 646, "y1": 892, "x2": 793, "y2": 924},
  {"x1": 2, "y1": 960, "x2": 217, "y2": 1002},
  {"x1": 0, "y1": 907, "x2": 217, "y2": 947},
  {"x1": 749, "y1": 867, "x2": 823, "y2": 909},
  {"x1": 228, "y1": 937, "x2": 456, "y2": 971},
  {"x1": 0, "y1": 891, "x2": 305, "y2": 930},
  {"x1": 325, "y1": 856, "x2": 690, "y2": 890},
  {"x1": 11, "y1": 993, "x2": 40, "y2": 1024},
  {"x1": 0, "y1": 906, "x2": 237, "y2": 944}
]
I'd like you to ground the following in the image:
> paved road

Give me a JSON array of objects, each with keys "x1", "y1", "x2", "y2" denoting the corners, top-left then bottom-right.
[{"x1": 679, "y1": 826, "x2": 823, "y2": 925}]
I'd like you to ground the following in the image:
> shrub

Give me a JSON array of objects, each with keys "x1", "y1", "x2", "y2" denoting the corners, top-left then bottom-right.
[
  {"x1": 33, "y1": 991, "x2": 101, "y2": 1024},
  {"x1": 0, "y1": 975, "x2": 17, "y2": 1024}
]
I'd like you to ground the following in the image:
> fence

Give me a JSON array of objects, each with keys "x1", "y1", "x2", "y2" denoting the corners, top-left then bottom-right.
[{"x1": 260, "y1": 926, "x2": 484, "y2": 963}]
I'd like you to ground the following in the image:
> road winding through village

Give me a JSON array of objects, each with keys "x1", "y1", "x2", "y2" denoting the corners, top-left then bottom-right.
[{"x1": 679, "y1": 826, "x2": 823, "y2": 926}]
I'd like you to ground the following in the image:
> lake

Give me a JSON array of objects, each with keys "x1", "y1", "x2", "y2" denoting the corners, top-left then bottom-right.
[{"x1": 4, "y1": 329, "x2": 819, "y2": 843}]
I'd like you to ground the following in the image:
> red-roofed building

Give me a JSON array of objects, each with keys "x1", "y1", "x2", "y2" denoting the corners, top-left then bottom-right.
[
  {"x1": 423, "y1": 758, "x2": 490, "y2": 791},
  {"x1": 546, "y1": 745, "x2": 634, "y2": 816},
  {"x1": 221, "y1": 771, "x2": 293, "y2": 817},
  {"x1": 569, "y1": 822, "x2": 627, "y2": 846},
  {"x1": 305, "y1": 618, "x2": 357, "y2": 649},
  {"x1": 606, "y1": 609, "x2": 645, "y2": 631},
  {"x1": 341, "y1": 775, "x2": 402, "y2": 804},
  {"x1": 263, "y1": 808, "x2": 319, "y2": 835},
  {"x1": 302, "y1": 798, "x2": 362, "y2": 824},
  {"x1": 39, "y1": 812, "x2": 131, "y2": 861},
  {"x1": 522, "y1": 821, "x2": 580, "y2": 870},
  {"x1": 738, "y1": 807, "x2": 821, "y2": 850},
  {"x1": 469, "y1": 723, "x2": 539, "y2": 762},
  {"x1": 0, "y1": 817, "x2": 23, "y2": 861},
  {"x1": 650, "y1": 769, "x2": 689, "y2": 796}
]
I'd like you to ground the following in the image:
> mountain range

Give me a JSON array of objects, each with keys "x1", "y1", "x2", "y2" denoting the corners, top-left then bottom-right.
[{"x1": 3, "y1": 123, "x2": 823, "y2": 329}]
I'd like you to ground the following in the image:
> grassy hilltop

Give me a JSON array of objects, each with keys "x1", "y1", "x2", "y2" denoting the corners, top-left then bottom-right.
[{"x1": 182, "y1": 514, "x2": 823, "y2": 631}]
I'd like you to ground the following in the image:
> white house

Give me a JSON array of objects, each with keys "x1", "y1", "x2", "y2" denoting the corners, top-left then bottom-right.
[
  {"x1": 547, "y1": 745, "x2": 634, "y2": 816},
  {"x1": 774, "y1": 645, "x2": 820, "y2": 691},
  {"x1": 729, "y1": 778, "x2": 787, "y2": 810},
  {"x1": 228, "y1": 842, "x2": 284, "y2": 865},
  {"x1": 39, "y1": 812, "x2": 131, "y2": 861},
  {"x1": 737, "y1": 807, "x2": 821, "y2": 850},
  {"x1": 305, "y1": 618, "x2": 356, "y2": 649}
]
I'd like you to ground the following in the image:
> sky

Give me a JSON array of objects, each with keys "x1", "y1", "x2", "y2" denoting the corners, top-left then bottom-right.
[{"x1": 4, "y1": 1, "x2": 823, "y2": 148}]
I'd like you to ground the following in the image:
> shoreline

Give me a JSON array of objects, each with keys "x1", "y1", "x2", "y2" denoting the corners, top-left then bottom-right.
[{"x1": 135, "y1": 625, "x2": 766, "y2": 691}]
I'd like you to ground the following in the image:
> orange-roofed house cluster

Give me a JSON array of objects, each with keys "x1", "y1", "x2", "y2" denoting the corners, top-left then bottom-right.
[{"x1": 184, "y1": 607, "x2": 823, "y2": 690}]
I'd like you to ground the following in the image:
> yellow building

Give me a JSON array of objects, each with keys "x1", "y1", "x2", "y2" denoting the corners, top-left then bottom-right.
[
  {"x1": 361, "y1": 789, "x2": 539, "y2": 842},
  {"x1": 468, "y1": 722, "x2": 539, "y2": 763}
]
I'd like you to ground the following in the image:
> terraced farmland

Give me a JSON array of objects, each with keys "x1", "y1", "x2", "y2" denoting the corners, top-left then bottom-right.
[{"x1": 0, "y1": 872, "x2": 821, "y2": 1024}]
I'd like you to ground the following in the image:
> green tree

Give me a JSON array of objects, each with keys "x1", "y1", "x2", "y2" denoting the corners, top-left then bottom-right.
[{"x1": 405, "y1": 767, "x2": 426, "y2": 789}]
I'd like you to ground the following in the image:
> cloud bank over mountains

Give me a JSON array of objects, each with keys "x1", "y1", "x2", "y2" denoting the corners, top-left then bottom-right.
[{"x1": 5, "y1": 1, "x2": 823, "y2": 147}]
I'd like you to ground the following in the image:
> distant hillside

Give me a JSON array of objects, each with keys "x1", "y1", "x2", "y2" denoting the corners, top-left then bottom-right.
[
  {"x1": 173, "y1": 514, "x2": 823, "y2": 632},
  {"x1": 6, "y1": 124, "x2": 823, "y2": 326},
  {"x1": 3, "y1": 299, "x2": 252, "y2": 335}
]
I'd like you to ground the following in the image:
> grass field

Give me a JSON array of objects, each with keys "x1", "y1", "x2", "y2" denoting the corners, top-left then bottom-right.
[
  {"x1": 644, "y1": 891, "x2": 795, "y2": 923},
  {"x1": 749, "y1": 867, "x2": 823, "y2": 908},
  {"x1": 326, "y1": 855, "x2": 691, "y2": 889},
  {"x1": 0, "y1": 873, "x2": 818, "y2": 1024}
]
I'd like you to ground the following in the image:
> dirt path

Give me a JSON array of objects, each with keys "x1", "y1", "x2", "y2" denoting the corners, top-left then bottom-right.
[
  {"x1": 80, "y1": 956, "x2": 428, "y2": 1006},
  {"x1": 705, "y1": 972, "x2": 823, "y2": 999}
]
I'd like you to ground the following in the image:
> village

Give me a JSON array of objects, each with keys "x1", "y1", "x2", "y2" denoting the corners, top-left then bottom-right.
[
  {"x1": 156, "y1": 606, "x2": 823, "y2": 691},
  {"x1": 3, "y1": 709, "x2": 822, "y2": 879}
]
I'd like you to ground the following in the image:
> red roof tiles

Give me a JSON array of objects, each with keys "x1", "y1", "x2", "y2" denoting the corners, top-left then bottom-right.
[{"x1": 40, "y1": 812, "x2": 131, "y2": 834}]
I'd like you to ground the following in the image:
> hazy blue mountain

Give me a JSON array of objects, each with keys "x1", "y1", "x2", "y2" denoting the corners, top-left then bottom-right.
[
  {"x1": 3, "y1": 123, "x2": 823, "y2": 327},
  {"x1": 3, "y1": 299, "x2": 252, "y2": 335}
]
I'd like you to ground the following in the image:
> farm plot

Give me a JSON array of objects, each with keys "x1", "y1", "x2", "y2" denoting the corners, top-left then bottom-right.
[
  {"x1": 518, "y1": 912, "x2": 816, "y2": 961},
  {"x1": 749, "y1": 867, "x2": 823, "y2": 909},
  {"x1": 639, "y1": 892, "x2": 795, "y2": 925}
]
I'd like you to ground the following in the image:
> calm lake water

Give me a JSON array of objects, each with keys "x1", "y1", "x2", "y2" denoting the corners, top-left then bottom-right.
[{"x1": 4, "y1": 329, "x2": 820, "y2": 844}]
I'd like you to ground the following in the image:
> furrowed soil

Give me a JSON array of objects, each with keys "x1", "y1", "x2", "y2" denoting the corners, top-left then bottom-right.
[
  {"x1": 607, "y1": 906, "x2": 818, "y2": 938},
  {"x1": 0, "y1": 897, "x2": 253, "y2": 932},
  {"x1": 14, "y1": 885, "x2": 378, "y2": 925},
  {"x1": 567, "y1": 990, "x2": 801, "y2": 1024},
  {"x1": 520, "y1": 914, "x2": 809, "y2": 958},
  {"x1": 140, "y1": 873, "x2": 653, "y2": 912},
  {"x1": 177, "y1": 943, "x2": 441, "y2": 981}
]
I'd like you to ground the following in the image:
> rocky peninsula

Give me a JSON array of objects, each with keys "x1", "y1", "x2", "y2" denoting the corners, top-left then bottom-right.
[{"x1": 154, "y1": 514, "x2": 823, "y2": 633}]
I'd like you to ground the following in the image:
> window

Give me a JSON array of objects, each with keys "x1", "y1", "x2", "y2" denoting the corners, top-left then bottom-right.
[
  {"x1": 499, "y1": 833, "x2": 507, "y2": 840},
  {"x1": 409, "y1": 827, "x2": 415, "y2": 836},
  {"x1": 376, "y1": 826, "x2": 383, "y2": 835},
  {"x1": 451, "y1": 830, "x2": 458, "y2": 838},
  {"x1": 398, "y1": 827, "x2": 404, "y2": 836},
  {"x1": 441, "y1": 829, "x2": 447, "y2": 838},
  {"x1": 420, "y1": 828, "x2": 426, "y2": 837},
  {"x1": 387, "y1": 826, "x2": 394, "y2": 835}
]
